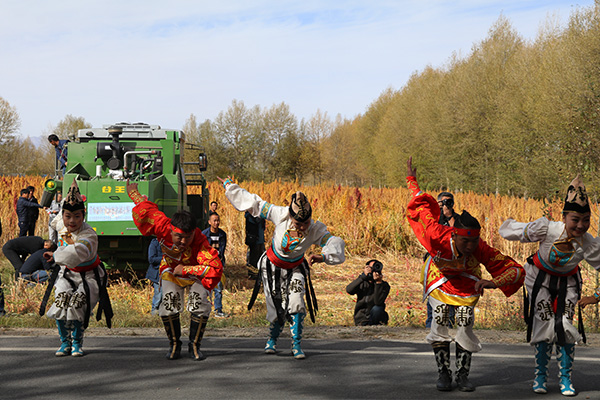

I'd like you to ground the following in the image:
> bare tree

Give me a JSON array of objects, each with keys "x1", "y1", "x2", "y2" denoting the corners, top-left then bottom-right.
[{"x1": 0, "y1": 97, "x2": 21, "y2": 143}]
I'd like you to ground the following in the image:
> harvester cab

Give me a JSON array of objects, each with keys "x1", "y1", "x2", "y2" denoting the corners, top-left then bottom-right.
[{"x1": 41, "y1": 122, "x2": 210, "y2": 274}]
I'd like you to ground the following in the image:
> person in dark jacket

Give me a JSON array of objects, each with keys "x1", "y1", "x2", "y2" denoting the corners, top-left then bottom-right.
[
  {"x1": 146, "y1": 238, "x2": 163, "y2": 315},
  {"x1": 2, "y1": 236, "x2": 46, "y2": 280},
  {"x1": 245, "y1": 211, "x2": 265, "y2": 279},
  {"x1": 202, "y1": 212, "x2": 228, "y2": 318},
  {"x1": 19, "y1": 240, "x2": 58, "y2": 283},
  {"x1": 27, "y1": 186, "x2": 40, "y2": 236},
  {"x1": 16, "y1": 189, "x2": 43, "y2": 237},
  {"x1": 346, "y1": 259, "x2": 390, "y2": 326}
]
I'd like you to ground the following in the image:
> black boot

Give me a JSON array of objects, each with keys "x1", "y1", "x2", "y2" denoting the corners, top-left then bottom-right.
[
  {"x1": 432, "y1": 342, "x2": 452, "y2": 391},
  {"x1": 188, "y1": 314, "x2": 208, "y2": 361},
  {"x1": 455, "y1": 344, "x2": 475, "y2": 392},
  {"x1": 161, "y1": 314, "x2": 182, "y2": 360}
]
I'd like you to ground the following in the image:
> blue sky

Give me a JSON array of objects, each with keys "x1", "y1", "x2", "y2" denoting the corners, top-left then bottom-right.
[{"x1": 0, "y1": 1, "x2": 594, "y2": 137}]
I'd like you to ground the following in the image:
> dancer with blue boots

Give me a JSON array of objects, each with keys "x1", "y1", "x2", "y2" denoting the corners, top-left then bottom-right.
[
  {"x1": 41, "y1": 179, "x2": 112, "y2": 357},
  {"x1": 500, "y1": 175, "x2": 600, "y2": 396},
  {"x1": 219, "y1": 176, "x2": 345, "y2": 359}
]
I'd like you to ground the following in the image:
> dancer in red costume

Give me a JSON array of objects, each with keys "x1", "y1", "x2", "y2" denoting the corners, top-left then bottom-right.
[
  {"x1": 406, "y1": 157, "x2": 524, "y2": 392},
  {"x1": 127, "y1": 181, "x2": 223, "y2": 361}
]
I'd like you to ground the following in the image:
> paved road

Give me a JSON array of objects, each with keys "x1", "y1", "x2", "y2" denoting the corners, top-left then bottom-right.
[{"x1": 1, "y1": 336, "x2": 600, "y2": 399}]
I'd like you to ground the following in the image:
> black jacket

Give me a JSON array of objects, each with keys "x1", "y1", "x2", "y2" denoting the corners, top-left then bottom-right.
[
  {"x1": 346, "y1": 274, "x2": 390, "y2": 326},
  {"x1": 16, "y1": 197, "x2": 42, "y2": 224},
  {"x1": 27, "y1": 196, "x2": 40, "y2": 222}
]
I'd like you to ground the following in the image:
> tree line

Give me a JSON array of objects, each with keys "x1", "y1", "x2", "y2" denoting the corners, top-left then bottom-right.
[
  {"x1": 327, "y1": 2, "x2": 600, "y2": 199},
  {"x1": 186, "y1": 2, "x2": 600, "y2": 199},
  {"x1": 2, "y1": 2, "x2": 600, "y2": 200}
]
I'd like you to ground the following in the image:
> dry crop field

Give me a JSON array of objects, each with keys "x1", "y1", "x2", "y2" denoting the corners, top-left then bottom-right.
[{"x1": 1, "y1": 177, "x2": 600, "y2": 333}]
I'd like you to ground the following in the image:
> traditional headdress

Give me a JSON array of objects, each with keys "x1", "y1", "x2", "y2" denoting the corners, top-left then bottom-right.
[
  {"x1": 563, "y1": 175, "x2": 591, "y2": 214},
  {"x1": 62, "y1": 178, "x2": 85, "y2": 212},
  {"x1": 289, "y1": 191, "x2": 312, "y2": 222},
  {"x1": 453, "y1": 210, "x2": 481, "y2": 237}
]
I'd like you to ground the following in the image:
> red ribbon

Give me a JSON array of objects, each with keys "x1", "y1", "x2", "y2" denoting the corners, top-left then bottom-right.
[
  {"x1": 453, "y1": 227, "x2": 480, "y2": 237},
  {"x1": 170, "y1": 224, "x2": 187, "y2": 234}
]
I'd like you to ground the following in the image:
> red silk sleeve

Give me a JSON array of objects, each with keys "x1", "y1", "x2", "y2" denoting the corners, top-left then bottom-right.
[
  {"x1": 474, "y1": 239, "x2": 525, "y2": 297},
  {"x1": 180, "y1": 230, "x2": 224, "y2": 291},
  {"x1": 406, "y1": 176, "x2": 452, "y2": 257},
  {"x1": 131, "y1": 201, "x2": 172, "y2": 240}
]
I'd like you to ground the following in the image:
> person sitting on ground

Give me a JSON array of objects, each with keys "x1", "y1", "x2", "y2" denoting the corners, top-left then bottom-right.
[
  {"x1": 2, "y1": 236, "x2": 46, "y2": 280},
  {"x1": 19, "y1": 240, "x2": 58, "y2": 284},
  {"x1": 346, "y1": 259, "x2": 390, "y2": 326}
]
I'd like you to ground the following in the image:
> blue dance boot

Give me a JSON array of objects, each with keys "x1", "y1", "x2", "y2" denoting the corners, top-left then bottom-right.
[
  {"x1": 264, "y1": 320, "x2": 284, "y2": 354},
  {"x1": 533, "y1": 342, "x2": 552, "y2": 394},
  {"x1": 557, "y1": 343, "x2": 576, "y2": 396},
  {"x1": 55, "y1": 320, "x2": 72, "y2": 357},
  {"x1": 290, "y1": 313, "x2": 306, "y2": 359},
  {"x1": 71, "y1": 320, "x2": 85, "y2": 357}
]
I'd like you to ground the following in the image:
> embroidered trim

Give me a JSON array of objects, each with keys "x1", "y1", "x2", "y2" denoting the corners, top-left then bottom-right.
[
  {"x1": 260, "y1": 202, "x2": 272, "y2": 219},
  {"x1": 319, "y1": 232, "x2": 333, "y2": 247},
  {"x1": 128, "y1": 189, "x2": 145, "y2": 204}
]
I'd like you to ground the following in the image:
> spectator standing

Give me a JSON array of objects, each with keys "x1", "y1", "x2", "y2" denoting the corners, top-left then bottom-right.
[
  {"x1": 16, "y1": 189, "x2": 42, "y2": 237},
  {"x1": 3, "y1": 236, "x2": 46, "y2": 279},
  {"x1": 146, "y1": 238, "x2": 163, "y2": 315},
  {"x1": 202, "y1": 212, "x2": 228, "y2": 318},
  {"x1": 48, "y1": 134, "x2": 69, "y2": 176},
  {"x1": 346, "y1": 259, "x2": 390, "y2": 326},
  {"x1": 209, "y1": 201, "x2": 218, "y2": 214},
  {"x1": 27, "y1": 186, "x2": 40, "y2": 236},
  {"x1": 47, "y1": 192, "x2": 62, "y2": 243},
  {"x1": 245, "y1": 211, "x2": 265, "y2": 279}
]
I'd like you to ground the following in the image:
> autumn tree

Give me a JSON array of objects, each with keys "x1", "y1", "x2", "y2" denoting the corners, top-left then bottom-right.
[{"x1": 52, "y1": 114, "x2": 91, "y2": 140}]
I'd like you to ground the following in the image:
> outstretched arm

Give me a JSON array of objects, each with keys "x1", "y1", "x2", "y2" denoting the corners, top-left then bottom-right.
[
  {"x1": 407, "y1": 156, "x2": 417, "y2": 178},
  {"x1": 126, "y1": 180, "x2": 148, "y2": 204}
]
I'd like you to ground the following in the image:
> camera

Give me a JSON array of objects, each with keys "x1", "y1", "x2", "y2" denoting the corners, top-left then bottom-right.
[
  {"x1": 370, "y1": 260, "x2": 383, "y2": 273},
  {"x1": 365, "y1": 259, "x2": 383, "y2": 280},
  {"x1": 440, "y1": 198, "x2": 454, "y2": 209}
]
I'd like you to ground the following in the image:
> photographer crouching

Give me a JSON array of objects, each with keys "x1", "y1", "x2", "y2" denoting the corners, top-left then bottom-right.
[{"x1": 346, "y1": 259, "x2": 390, "y2": 326}]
